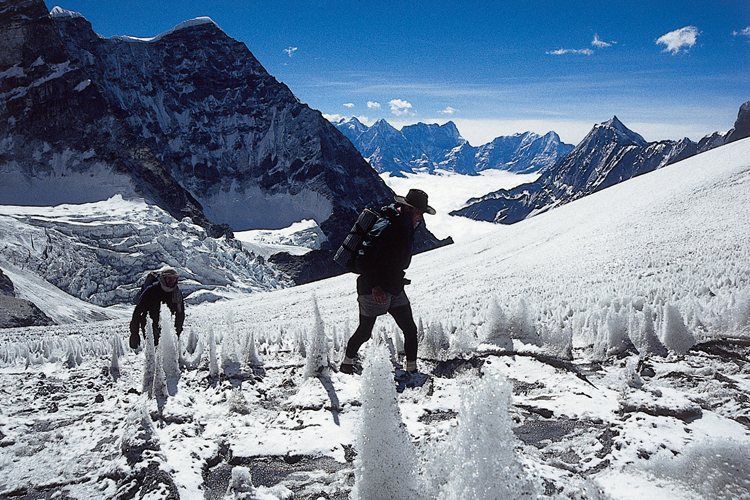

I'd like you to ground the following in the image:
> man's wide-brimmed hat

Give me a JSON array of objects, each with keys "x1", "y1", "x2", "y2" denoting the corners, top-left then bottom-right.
[{"x1": 394, "y1": 189, "x2": 436, "y2": 215}]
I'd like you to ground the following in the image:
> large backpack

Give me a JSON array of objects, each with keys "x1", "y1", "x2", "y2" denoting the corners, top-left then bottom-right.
[
  {"x1": 333, "y1": 208, "x2": 381, "y2": 273},
  {"x1": 133, "y1": 271, "x2": 159, "y2": 305}
]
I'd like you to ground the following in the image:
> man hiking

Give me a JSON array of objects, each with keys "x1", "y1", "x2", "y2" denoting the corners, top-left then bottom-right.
[
  {"x1": 130, "y1": 266, "x2": 184, "y2": 348},
  {"x1": 340, "y1": 189, "x2": 435, "y2": 375}
]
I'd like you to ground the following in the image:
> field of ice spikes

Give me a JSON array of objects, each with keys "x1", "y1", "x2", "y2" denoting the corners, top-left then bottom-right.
[{"x1": 0, "y1": 138, "x2": 749, "y2": 499}]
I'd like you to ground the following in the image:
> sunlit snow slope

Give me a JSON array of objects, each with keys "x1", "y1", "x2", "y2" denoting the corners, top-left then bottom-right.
[
  {"x1": 196, "y1": 137, "x2": 750, "y2": 351},
  {"x1": 1, "y1": 138, "x2": 748, "y2": 500}
]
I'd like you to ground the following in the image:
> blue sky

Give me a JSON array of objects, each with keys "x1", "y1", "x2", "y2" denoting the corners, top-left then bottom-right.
[{"x1": 54, "y1": 1, "x2": 749, "y2": 146}]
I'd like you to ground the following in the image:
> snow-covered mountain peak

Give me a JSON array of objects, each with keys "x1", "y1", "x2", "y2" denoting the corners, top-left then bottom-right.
[
  {"x1": 451, "y1": 106, "x2": 750, "y2": 225},
  {"x1": 48, "y1": 6, "x2": 83, "y2": 19},
  {"x1": 335, "y1": 118, "x2": 571, "y2": 176},
  {"x1": 147, "y1": 17, "x2": 222, "y2": 43},
  {"x1": 2, "y1": 0, "x2": 411, "y2": 284},
  {"x1": 104, "y1": 17, "x2": 224, "y2": 43},
  {"x1": 599, "y1": 115, "x2": 647, "y2": 146},
  {"x1": 371, "y1": 118, "x2": 398, "y2": 131}
]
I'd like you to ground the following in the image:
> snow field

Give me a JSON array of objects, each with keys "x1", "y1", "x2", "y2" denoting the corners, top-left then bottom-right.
[{"x1": 0, "y1": 139, "x2": 749, "y2": 498}]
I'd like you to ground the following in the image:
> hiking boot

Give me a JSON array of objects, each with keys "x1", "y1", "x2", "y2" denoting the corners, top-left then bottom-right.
[
  {"x1": 340, "y1": 355, "x2": 356, "y2": 374},
  {"x1": 340, "y1": 363, "x2": 354, "y2": 374}
]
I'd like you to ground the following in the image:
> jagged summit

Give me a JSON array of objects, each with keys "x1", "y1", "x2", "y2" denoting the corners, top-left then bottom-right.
[
  {"x1": 726, "y1": 99, "x2": 750, "y2": 143},
  {"x1": 334, "y1": 118, "x2": 571, "y2": 175},
  {"x1": 597, "y1": 116, "x2": 647, "y2": 146},
  {"x1": 49, "y1": 6, "x2": 83, "y2": 19},
  {"x1": 48, "y1": 7, "x2": 221, "y2": 42},
  {"x1": 371, "y1": 118, "x2": 397, "y2": 130},
  {"x1": 452, "y1": 101, "x2": 750, "y2": 226}
]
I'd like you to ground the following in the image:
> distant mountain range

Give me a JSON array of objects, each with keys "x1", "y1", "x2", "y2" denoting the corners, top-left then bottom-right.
[
  {"x1": 451, "y1": 102, "x2": 750, "y2": 224},
  {"x1": 334, "y1": 118, "x2": 573, "y2": 176}
]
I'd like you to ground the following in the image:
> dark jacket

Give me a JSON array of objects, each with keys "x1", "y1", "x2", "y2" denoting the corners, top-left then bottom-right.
[
  {"x1": 131, "y1": 282, "x2": 185, "y2": 336},
  {"x1": 355, "y1": 203, "x2": 416, "y2": 295}
]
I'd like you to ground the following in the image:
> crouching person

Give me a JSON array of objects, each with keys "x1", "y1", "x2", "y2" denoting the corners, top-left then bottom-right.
[{"x1": 130, "y1": 267, "x2": 184, "y2": 348}]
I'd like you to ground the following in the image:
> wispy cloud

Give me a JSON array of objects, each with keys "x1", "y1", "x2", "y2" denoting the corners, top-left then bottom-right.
[
  {"x1": 591, "y1": 34, "x2": 612, "y2": 48},
  {"x1": 656, "y1": 26, "x2": 699, "y2": 54},
  {"x1": 732, "y1": 26, "x2": 750, "y2": 38},
  {"x1": 439, "y1": 106, "x2": 456, "y2": 115},
  {"x1": 367, "y1": 101, "x2": 381, "y2": 109},
  {"x1": 283, "y1": 46, "x2": 298, "y2": 57},
  {"x1": 343, "y1": 103, "x2": 354, "y2": 108},
  {"x1": 547, "y1": 48, "x2": 594, "y2": 56},
  {"x1": 389, "y1": 99, "x2": 413, "y2": 116}
]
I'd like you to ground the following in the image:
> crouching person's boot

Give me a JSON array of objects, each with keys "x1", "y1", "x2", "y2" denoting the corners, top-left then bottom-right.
[{"x1": 340, "y1": 356, "x2": 355, "y2": 374}]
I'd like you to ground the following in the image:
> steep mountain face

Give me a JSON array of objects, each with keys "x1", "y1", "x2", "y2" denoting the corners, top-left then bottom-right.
[
  {"x1": 451, "y1": 116, "x2": 713, "y2": 224},
  {"x1": 0, "y1": 0, "x2": 216, "y2": 233},
  {"x1": 401, "y1": 121, "x2": 465, "y2": 168},
  {"x1": 335, "y1": 118, "x2": 572, "y2": 176},
  {"x1": 355, "y1": 119, "x2": 419, "y2": 176},
  {"x1": 1, "y1": 0, "x2": 443, "y2": 285},
  {"x1": 48, "y1": 10, "x2": 395, "y2": 233},
  {"x1": 725, "y1": 100, "x2": 750, "y2": 144}
]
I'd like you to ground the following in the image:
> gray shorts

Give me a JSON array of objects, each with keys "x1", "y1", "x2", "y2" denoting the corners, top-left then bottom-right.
[{"x1": 358, "y1": 290, "x2": 410, "y2": 317}]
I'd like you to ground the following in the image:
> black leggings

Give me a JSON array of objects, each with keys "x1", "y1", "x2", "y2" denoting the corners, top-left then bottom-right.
[{"x1": 345, "y1": 304, "x2": 418, "y2": 361}]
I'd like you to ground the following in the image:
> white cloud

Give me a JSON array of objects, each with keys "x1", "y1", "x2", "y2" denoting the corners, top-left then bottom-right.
[
  {"x1": 732, "y1": 26, "x2": 750, "y2": 38},
  {"x1": 367, "y1": 101, "x2": 381, "y2": 109},
  {"x1": 591, "y1": 34, "x2": 612, "y2": 48},
  {"x1": 283, "y1": 46, "x2": 298, "y2": 57},
  {"x1": 323, "y1": 113, "x2": 346, "y2": 123},
  {"x1": 439, "y1": 106, "x2": 456, "y2": 115},
  {"x1": 546, "y1": 48, "x2": 594, "y2": 56},
  {"x1": 344, "y1": 103, "x2": 354, "y2": 108},
  {"x1": 389, "y1": 99, "x2": 413, "y2": 116},
  {"x1": 323, "y1": 114, "x2": 373, "y2": 126},
  {"x1": 656, "y1": 26, "x2": 699, "y2": 54}
]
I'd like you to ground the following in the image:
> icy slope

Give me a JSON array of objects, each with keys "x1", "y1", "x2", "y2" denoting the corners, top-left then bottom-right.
[
  {"x1": 0, "y1": 196, "x2": 291, "y2": 311},
  {"x1": 198, "y1": 137, "x2": 750, "y2": 352},
  {"x1": 0, "y1": 138, "x2": 748, "y2": 500}
]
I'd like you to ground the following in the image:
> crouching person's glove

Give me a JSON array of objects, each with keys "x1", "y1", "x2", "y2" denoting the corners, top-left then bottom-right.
[{"x1": 129, "y1": 319, "x2": 141, "y2": 349}]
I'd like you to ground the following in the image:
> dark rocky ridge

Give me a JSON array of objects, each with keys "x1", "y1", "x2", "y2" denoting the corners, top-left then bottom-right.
[{"x1": 0, "y1": 269, "x2": 53, "y2": 327}]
